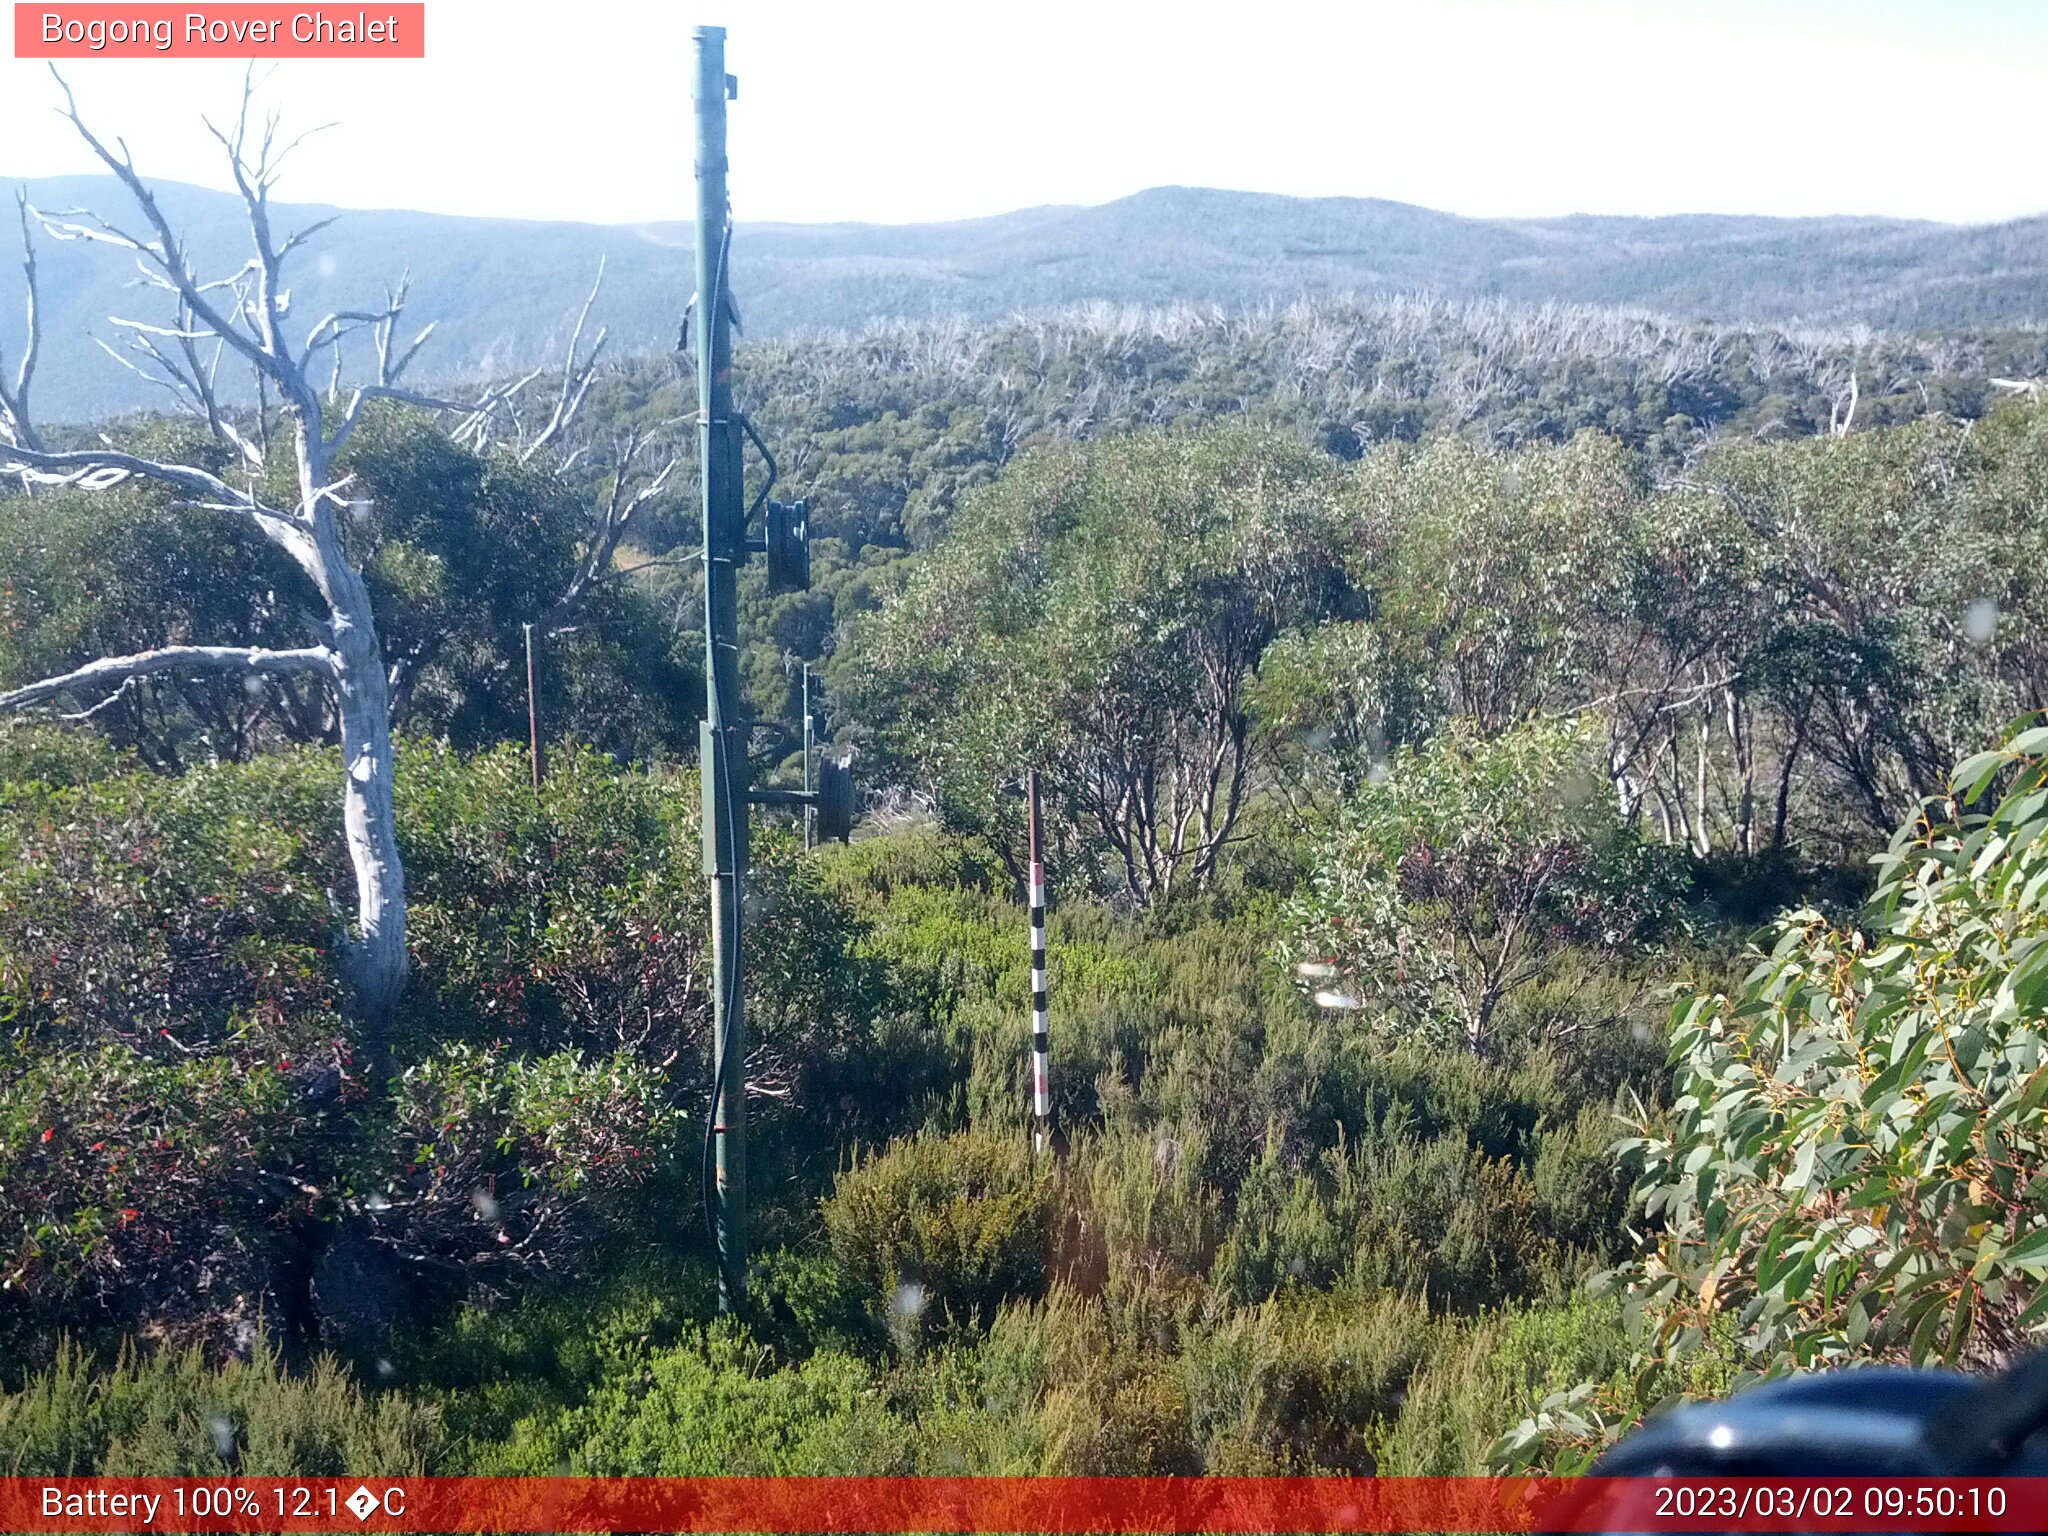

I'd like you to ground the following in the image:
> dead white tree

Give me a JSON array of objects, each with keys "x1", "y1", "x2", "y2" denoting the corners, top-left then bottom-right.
[
  {"x1": 1829, "y1": 368, "x2": 1860, "y2": 437},
  {"x1": 447, "y1": 261, "x2": 687, "y2": 638},
  {"x1": 451, "y1": 258, "x2": 607, "y2": 468},
  {"x1": 0, "y1": 73, "x2": 490, "y2": 1048},
  {"x1": 541, "y1": 424, "x2": 685, "y2": 634}
]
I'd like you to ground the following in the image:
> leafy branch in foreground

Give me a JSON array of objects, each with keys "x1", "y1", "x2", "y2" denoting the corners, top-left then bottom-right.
[{"x1": 1613, "y1": 717, "x2": 2048, "y2": 1380}]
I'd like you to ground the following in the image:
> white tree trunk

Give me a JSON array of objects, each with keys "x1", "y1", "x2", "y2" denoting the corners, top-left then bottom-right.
[
  {"x1": 287, "y1": 381, "x2": 410, "y2": 1038},
  {"x1": 329, "y1": 563, "x2": 407, "y2": 1037},
  {"x1": 0, "y1": 76, "x2": 496, "y2": 1051}
]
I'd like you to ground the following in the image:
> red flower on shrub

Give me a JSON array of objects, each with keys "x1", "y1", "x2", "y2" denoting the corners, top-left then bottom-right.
[
  {"x1": 41, "y1": 1128, "x2": 54, "y2": 1143},
  {"x1": 120, "y1": 1208, "x2": 139, "y2": 1222}
]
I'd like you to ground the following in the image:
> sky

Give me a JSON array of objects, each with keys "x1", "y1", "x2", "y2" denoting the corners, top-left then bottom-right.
[{"x1": 1, "y1": 0, "x2": 2044, "y2": 227}]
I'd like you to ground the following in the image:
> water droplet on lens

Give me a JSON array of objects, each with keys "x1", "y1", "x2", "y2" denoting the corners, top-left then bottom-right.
[{"x1": 1965, "y1": 596, "x2": 1998, "y2": 646}]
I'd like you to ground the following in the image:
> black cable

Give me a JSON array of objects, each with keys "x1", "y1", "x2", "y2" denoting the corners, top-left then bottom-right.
[
  {"x1": 705, "y1": 217, "x2": 777, "y2": 530},
  {"x1": 699, "y1": 731, "x2": 745, "y2": 1288},
  {"x1": 696, "y1": 214, "x2": 746, "y2": 1298}
]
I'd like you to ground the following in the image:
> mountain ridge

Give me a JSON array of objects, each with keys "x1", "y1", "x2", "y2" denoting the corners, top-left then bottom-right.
[{"x1": 4, "y1": 175, "x2": 2046, "y2": 420}]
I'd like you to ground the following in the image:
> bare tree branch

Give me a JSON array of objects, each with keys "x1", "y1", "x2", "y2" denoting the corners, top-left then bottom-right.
[
  {"x1": 328, "y1": 381, "x2": 481, "y2": 458},
  {"x1": 200, "y1": 70, "x2": 304, "y2": 410},
  {"x1": 275, "y1": 212, "x2": 340, "y2": 263},
  {"x1": 0, "y1": 643, "x2": 336, "y2": 713},
  {"x1": 58, "y1": 674, "x2": 140, "y2": 721},
  {"x1": 517, "y1": 258, "x2": 608, "y2": 465},
  {"x1": 304, "y1": 307, "x2": 389, "y2": 359},
  {"x1": 0, "y1": 191, "x2": 44, "y2": 453},
  {"x1": 1830, "y1": 369, "x2": 1860, "y2": 437},
  {"x1": 0, "y1": 438, "x2": 311, "y2": 546},
  {"x1": 45, "y1": 67, "x2": 292, "y2": 397},
  {"x1": 544, "y1": 425, "x2": 682, "y2": 634}
]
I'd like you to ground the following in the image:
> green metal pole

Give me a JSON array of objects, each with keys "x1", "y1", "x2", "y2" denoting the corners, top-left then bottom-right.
[{"x1": 694, "y1": 24, "x2": 747, "y2": 1315}]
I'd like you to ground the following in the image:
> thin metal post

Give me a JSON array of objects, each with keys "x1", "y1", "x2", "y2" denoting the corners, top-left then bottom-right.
[
  {"x1": 1027, "y1": 769, "x2": 1052, "y2": 1154},
  {"x1": 802, "y1": 662, "x2": 814, "y2": 852},
  {"x1": 694, "y1": 24, "x2": 748, "y2": 1315},
  {"x1": 523, "y1": 621, "x2": 544, "y2": 794}
]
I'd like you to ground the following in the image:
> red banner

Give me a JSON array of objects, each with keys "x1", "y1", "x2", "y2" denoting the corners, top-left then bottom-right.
[
  {"x1": 14, "y1": 4, "x2": 424, "y2": 58},
  {"x1": 1, "y1": 1476, "x2": 2045, "y2": 1532}
]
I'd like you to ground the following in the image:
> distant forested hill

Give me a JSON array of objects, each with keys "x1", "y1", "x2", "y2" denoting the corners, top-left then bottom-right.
[{"x1": 3, "y1": 175, "x2": 2046, "y2": 420}]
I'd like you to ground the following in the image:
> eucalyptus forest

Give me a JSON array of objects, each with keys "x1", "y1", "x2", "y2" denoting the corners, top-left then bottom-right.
[{"x1": 4, "y1": 92, "x2": 2048, "y2": 1482}]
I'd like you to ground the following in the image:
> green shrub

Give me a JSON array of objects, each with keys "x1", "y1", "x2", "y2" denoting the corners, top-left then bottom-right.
[
  {"x1": 493, "y1": 1326, "x2": 908, "y2": 1475},
  {"x1": 399, "y1": 741, "x2": 893, "y2": 1224},
  {"x1": 895, "y1": 1338, "x2": 1050, "y2": 1475},
  {"x1": 388, "y1": 1257, "x2": 720, "y2": 1458},
  {"x1": 0, "y1": 722, "x2": 126, "y2": 795},
  {"x1": 964, "y1": 1288, "x2": 1196, "y2": 1475},
  {"x1": 0, "y1": 474, "x2": 310, "y2": 775},
  {"x1": 749, "y1": 1247, "x2": 886, "y2": 1360},
  {"x1": 1067, "y1": 1122, "x2": 1225, "y2": 1296},
  {"x1": 0, "y1": 1043, "x2": 328, "y2": 1351},
  {"x1": 823, "y1": 1130, "x2": 1052, "y2": 1340},
  {"x1": 1485, "y1": 1307, "x2": 1743, "y2": 1475},
  {"x1": 1494, "y1": 951, "x2": 1670, "y2": 1103},
  {"x1": 0, "y1": 742, "x2": 875, "y2": 1354},
  {"x1": 1039, "y1": 1356, "x2": 1198, "y2": 1475},
  {"x1": 934, "y1": 1281, "x2": 1434, "y2": 1475},
  {"x1": 0, "y1": 1341, "x2": 441, "y2": 1476},
  {"x1": 1376, "y1": 1294, "x2": 1636, "y2": 1474},
  {"x1": 363, "y1": 1044, "x2": 681, "y2": 1299},
  {"x1": 0, "y1": 748, "x2": 343, "y2": 1067},
  {"x1": 1179, "y1": 1291, "x2": 1434, "y2": 1472},
  {"x1": 1211, "y1": 1119, "x2": 1545, "y2": 1310},
  {"x1": 1528, "y1": 1102, "x2": 1635, "y2": 1261}
]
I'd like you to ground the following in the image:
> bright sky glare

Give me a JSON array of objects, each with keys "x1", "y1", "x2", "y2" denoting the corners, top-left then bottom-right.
[{"x1": 2, "y1": 0, "x2": 2044, "y2": 227}]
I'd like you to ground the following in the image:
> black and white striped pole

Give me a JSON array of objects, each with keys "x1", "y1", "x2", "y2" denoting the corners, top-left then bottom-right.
[{"x1": 1027, "y1": 769, "x2": 1052, "y2": 1154}]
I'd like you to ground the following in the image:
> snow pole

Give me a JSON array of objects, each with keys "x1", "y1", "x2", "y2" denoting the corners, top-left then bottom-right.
[{"x1": 1027, "y1": 768, "x2": 1052, "y2": 1154}]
